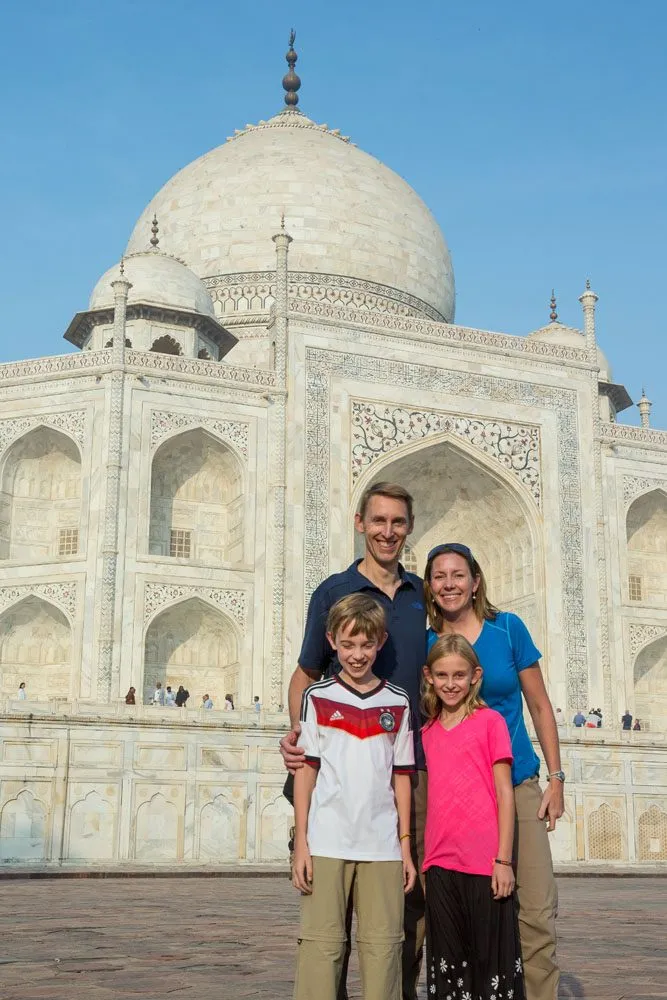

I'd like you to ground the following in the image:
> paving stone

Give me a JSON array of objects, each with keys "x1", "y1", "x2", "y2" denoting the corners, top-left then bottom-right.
[{"x1": 0, "y1": 876, "x2": 664, "y2": 999}]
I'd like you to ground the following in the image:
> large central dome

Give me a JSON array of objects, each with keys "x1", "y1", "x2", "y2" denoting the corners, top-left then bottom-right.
[{"x1": 125, "y1": 108, "x2": 455, "y2": 322}]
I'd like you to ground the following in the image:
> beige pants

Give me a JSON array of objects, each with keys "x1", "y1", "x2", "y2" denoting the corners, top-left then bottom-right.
[
  {"x1": 402, "y1": 773, "x2": 559, "y2": 1000},
  {"x1": 294, "y1": 856, "x2": 404, "y2": 1000},
  {"x1": 514, "y1": 776, "x2": 560, "y2": 1000}
]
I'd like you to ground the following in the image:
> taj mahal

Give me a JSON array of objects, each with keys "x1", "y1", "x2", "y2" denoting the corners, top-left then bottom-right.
[{"x1": 0, "y1": 39, "x2": 666, "y2": 870}]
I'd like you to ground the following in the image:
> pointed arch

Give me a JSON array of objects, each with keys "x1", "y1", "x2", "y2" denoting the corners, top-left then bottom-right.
[
  {"x1": 67, "y1": 790, "x2": 115, "y2": 860},
  {"x1": 143, "y1": 596, "x2": 240, "y2": 707},
  {"x1": 626, "y1": 489, "x2": 667, "y2": 606},
  {"x1": 149, "y1": 427, "x2": 244, "y2": 565},
  {"x1": 0, "y1": 789, "x2": 47, "y2": 860},
  {"x1": 0, "y1": 595, "x2": 71, "y2": 700},
  {"x1": 150, "y1": 334, "x2": 182, "y2": 356},
  {"x1": 634, "y1": 633, "x2": 667, "y2": 733},
  {"x1": 351, "y1": 434, "x2": 544, "y2": 648},
  {"x1": 134, "y1": 793, "x2": 180, "y2": 860},
  {"x1": 0, "y1": 426, "x2": 82, "y2": 561}
]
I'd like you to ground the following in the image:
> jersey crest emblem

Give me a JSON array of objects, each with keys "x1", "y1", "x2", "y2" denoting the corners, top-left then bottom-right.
[
  {"x1": 379, "y1": 710, "x2": 396, "y2": 732},
  {"x1": 329, "y1": 709, "x2": 344, "y2": 721}
]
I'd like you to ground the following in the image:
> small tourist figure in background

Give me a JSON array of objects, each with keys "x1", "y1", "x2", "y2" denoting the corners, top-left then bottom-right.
[
  {"x1": 152, "y1": 681, "x2": 165, "y2": 706},
  {"x1": 253, "y1": 696, "x2": 261, "y2": 713},
  {"x1": 573, "y1": 709, "x2": 586, "y2": 727},
  {"x1": 125, "y1": 687, "x2": 136, "y2": 705},
  {"x1": 175, "y1": 685, "x2": 189, "y2": 708},
  {"x1": 165, "y1": 686, "x2": 176, "y2": 707},
  {"x1": 594, "y1": 707, "x2": 603, "y2": 727},
  {"x1": 224, "y1": 694, "x2": 235, "y2": 711},
  {"x1": 555, "y1": 707, "x2": 564, "y2": 726},
  {"x1": 17, "y1": 681, "x2": 27, "y2": 700},
  {"x1": 621, "y1": 710, "x2": 633, "y2": 731},
  {"x1": 422, "y1": 634, "x2": 525, "y2": 1000},
  {"x1": 202, "y1": 694, "x2": 213, "y2": 709},
  {"x1": 585, "y1": 709, "x2": 599, "y2": 728},
  {"x1": 633, "y1": 719, "x2": 642, "y2": 731}
]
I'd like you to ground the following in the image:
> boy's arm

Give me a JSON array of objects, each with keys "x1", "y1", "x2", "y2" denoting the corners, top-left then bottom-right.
[
  {"x1": 292, "y1": 764, "x2": 317, "y2": 893},
  {"x1": 492, "y1": 760, "x2": 515, "y2": 899},
  {"x1": 392, "y1": 772, "x2": 416, "y2": 893}
]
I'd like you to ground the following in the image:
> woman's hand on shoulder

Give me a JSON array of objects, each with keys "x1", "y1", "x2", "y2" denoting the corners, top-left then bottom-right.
[{"x1": 491, "y1": 860, "x2": 515, "y2": 899}]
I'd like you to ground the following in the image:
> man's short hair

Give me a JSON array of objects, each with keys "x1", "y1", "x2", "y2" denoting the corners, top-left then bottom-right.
[
  {"x1": 326, "y1": 593, "x2": 387, "y2": 643},
  {"x1": 357, "y1": 481, "x2": 414, "y2": 525}
]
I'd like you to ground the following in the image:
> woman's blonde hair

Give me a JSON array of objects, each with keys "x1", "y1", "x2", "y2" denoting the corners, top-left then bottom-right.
[
  {"x1": 423, "y1": 543, "x2": 499, "y2": 630},
  {"x1": 421, "y1": 633, "x2": 486, "y2": 722}
]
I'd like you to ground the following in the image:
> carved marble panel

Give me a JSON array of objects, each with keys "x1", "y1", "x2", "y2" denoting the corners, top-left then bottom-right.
[
  {"x1": 0, "y1": 582, "x2": 77, "y2": 621},
  {"x1": 143, "y1": 583, "x2": 248, "y2": 631},
  {"x1": 150, "y1": 410, "x2": 249, "y2": 458},
  {"x1": 351, "y1": 401, "x2": 541, "y2": 505},
  {"x1": 0, "y1": 410, "x2": 86, "y2": 457},
  {"x1": 623, "y1": 474, "x2": 667, "y2": 508}
]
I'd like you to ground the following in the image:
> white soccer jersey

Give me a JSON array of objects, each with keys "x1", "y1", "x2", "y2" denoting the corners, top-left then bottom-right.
[{"x1": 300, "y1": 674, "x2": 414, "y2": 862}]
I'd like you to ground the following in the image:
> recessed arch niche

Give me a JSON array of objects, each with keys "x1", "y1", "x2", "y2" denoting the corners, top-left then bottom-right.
[
  {"x1": 143, "y1": 597, "x2": 239, "y2": 707},
  {"x1": 353, "y1": 438, "x2": 542, "y2": 646},
  {"x1": 634, "y1": 633, "x2": 667, "y2": 733},
  {"x1": 0, "y1": 595, "x2": 71, "y2": 700},
  {"x1": 149, "y1": 428, "x2": 244, "y2": 565},
  {"x1": 0, "y1": 427, "x2": 81, "y2": 561},
  {"x1": 626, "y1": 490, "x2": 667, "y2": 606}
]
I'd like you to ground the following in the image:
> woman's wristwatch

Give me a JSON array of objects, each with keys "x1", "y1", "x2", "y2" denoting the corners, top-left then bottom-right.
[{"x1": 547, "y1": 770, "x2": 566, "y2": 782}]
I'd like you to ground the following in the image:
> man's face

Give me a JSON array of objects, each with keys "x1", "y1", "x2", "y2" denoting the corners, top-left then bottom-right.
[{"x1": 354, "y1": 494, "x2": 412, "y2": 568}]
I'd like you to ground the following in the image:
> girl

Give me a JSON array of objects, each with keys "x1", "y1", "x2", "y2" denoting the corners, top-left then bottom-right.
[{"x1": 422, "y1": 634, "x2": 525, "y2": 1000}]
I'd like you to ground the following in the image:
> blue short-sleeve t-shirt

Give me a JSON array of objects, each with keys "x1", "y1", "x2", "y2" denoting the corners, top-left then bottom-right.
[
  {"x1": 300, "y1": 559, "x2": 427, "y2": 768},
  {"x1": 427, "y1": 612, "x2": 541, "y2": 786}
]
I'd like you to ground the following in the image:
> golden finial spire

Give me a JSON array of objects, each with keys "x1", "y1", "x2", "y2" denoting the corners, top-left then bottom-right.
[
  {"x1": 549, "y1": 289, "x2": 558, "y2": 323},
  {"x1": 283, "y1": 30, "x2": 301, "y2": 107},
  {"x1": 150, "y1": 214, "x2": 159, "y2": 248}
]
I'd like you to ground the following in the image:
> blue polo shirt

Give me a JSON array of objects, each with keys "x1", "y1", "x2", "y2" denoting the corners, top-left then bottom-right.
[
  {"x1": 299, "y1": 559, "x2": 427, "y2": 768},
  {"x1": 427, "y1": 612, "x2": 541, "y2": 786}
]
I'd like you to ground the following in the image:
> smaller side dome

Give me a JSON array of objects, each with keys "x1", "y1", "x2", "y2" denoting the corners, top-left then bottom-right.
[
  {"x1": 89, "y1": 251, "x2": 216, "y2": 318},
  {"x1": 527, "y1": 322, "x2": 611, "y2": 380}
]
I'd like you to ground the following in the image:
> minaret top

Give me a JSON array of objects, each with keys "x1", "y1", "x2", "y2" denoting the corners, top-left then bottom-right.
[
  {"x1": 282, "y1": 30, "x2": 301, "y2": 107},
  {"x1": 150, "y1": 215, "x2": 160, "y2": 248}
]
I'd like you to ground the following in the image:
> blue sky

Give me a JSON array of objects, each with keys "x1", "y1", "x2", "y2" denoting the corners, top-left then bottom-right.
[{"x1": 0, "y1": 0, "x2": 665, "y2": 426}]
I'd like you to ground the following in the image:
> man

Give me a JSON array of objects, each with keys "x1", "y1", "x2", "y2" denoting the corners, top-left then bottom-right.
[
  {"x1": 202, "y1": 694, "x2": 213, "y2": 709},
  {"x1": 280, "y1": 482, "x2": 427, "y2": 1000},
  {"x1": 572, "y1": 709, "x2": 586, "y2": 728},
  {"x1": 621, "y1": 709, "x2": 633, "y2": 731},
  {"x1": 152, "y1": 681, "x2": 165, "y2": 706}
]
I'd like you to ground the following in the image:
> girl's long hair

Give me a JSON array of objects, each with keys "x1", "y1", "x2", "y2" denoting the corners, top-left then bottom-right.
[
  {"x1": 423, "y1": 546, "x2": 499, "y2": 631},
  {"x1": 421, "y1": 634, "x2": 486, "y2": 723}
]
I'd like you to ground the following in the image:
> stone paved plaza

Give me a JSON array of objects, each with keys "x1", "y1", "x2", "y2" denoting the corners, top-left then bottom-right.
[{"x1": 0, "y1": 875, "x2": 664, "y2": 1000}]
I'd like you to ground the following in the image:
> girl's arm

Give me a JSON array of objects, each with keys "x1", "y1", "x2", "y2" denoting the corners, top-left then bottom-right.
[
  {"x1": 519, "y1": 665, "x2": 565, "y2": 830},
  {"x1": 492, "y1": 760, "x2": 515, "y2": 899},
  {"x1": 292, "y1": 764, "x2": 317, "y2": 893},
  {"x1": 392, "y1": 773, "x2": 417, "y2": 893}
]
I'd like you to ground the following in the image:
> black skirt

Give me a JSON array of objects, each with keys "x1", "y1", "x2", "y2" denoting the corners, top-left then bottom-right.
[{"x1": 425, "y1": 866, "x2": 526, "y2": 1000}]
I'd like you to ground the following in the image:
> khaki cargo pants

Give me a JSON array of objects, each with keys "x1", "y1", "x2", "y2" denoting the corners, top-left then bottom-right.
[{"x1": 294, "y1": 856, "x2": 404, "y2": 1000}]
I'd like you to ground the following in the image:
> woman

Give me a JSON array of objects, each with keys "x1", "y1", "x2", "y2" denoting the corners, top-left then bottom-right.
[
  {"x1": 125, "y1": 687, "x2": 136, "y2": 705},
  {"x1": 224, "y1": 694, "x2": 235, "y2": 711},
  {"x1": 423, "y1": 542, "x2": 562, "y2": 1000}
]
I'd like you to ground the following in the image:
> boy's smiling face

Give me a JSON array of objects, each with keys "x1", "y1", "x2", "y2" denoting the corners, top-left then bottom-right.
[{"x1": 326, "y1": 621, "x2": 387, "y2": 689}]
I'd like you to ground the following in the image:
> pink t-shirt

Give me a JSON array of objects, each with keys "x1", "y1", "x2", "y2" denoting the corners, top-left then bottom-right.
[{"x1": 422, "y1": 707, "x2": 513, "y2": 877}]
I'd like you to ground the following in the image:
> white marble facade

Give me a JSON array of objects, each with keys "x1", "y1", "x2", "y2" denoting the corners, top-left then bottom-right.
[{"x1": 0, "y1": 101, "x2": 666, "y2": 867}]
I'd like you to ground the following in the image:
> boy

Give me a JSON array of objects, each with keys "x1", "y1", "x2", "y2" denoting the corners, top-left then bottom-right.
[{"x1": 292, "y1": 593, "x2": 416, "y2": 1000}]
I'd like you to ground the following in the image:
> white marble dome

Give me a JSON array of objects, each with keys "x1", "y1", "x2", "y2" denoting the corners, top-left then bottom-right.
[
  {"x1": 125, "y1": 109, "x2": 455, "y2": 322},
  {"x1": 90, "y1": 250, "x2": 216, "y2": 318},
  {"x1": 527, "y1": 321, "x2": 611, "y2": 379}
]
